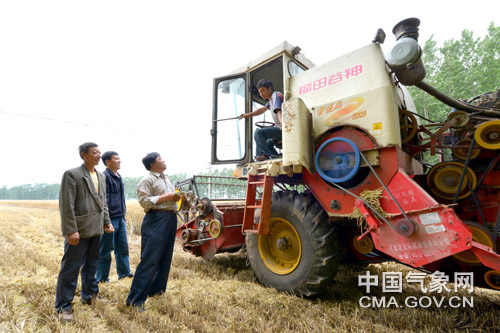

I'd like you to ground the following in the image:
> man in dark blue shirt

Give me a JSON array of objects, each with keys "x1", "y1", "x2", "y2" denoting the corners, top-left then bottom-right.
[{"x1": 96, "y1": 151, "x2": 133, "y2": 282}]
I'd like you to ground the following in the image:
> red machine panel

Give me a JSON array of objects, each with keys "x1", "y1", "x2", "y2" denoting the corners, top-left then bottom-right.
[
  {"x1": 176, "y1": 202, "x2": 245, "y2": 259},
  {"x1": 363, "y1": 169, "x2": 474, "y2": 267}
]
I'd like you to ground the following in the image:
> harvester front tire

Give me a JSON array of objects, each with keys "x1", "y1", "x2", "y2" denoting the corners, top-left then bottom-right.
[{"x1": 246, "y1": 191, "x2": 341, "y2": 297}]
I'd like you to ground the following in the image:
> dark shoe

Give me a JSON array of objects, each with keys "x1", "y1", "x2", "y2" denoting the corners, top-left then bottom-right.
[
  {"x1": 60, "y1": 309, "x2": 73, "y2": 322},
  {"x1": 127, "y1": 303, "x2": 145, "y2": 313},
  {"x1": 119, "y1": 273, "x2": 134, "y2": 280},
  {"x1": 147, "y1": 291, "x2": 163, "y2": 298},
  {"x1": 255, "y1": 155, "x2": 270, "y2": 161},
  {"x1": 82, "y1": 294, "x2": 107, "y2": 305},
  {"x1": 81, "y1": 298, "x2": 92, "y2": 305},
  {"x1": 98, "y1": 279, "x2": 110, "y2": 284}
]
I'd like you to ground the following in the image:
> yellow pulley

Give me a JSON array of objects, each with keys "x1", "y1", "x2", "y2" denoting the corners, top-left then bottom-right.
[
  {"x1": 475, "y1": 120, "x2": 500, "y2": 150},
  {"x1": 426, "y1": 162, "x2": 477, "y2": 200},
  {"x1": 452, "y1": 139, "x2": 480, "y2": 160},
  {"x1": 484, "y1": 270, "x2": 500, "y2": 290},
  {"x1": 352, "y1": 234, "x2": 374, "y2": 255},
  {"x1": 208, "y1": 219, "x2": 223, "y2": 239},
  {"x1": 453, "y1": 221, "x2": 496, "y2": 264},
  {"x1": 447, "y1": 110, "x2": 470, "y2": 128},
  {"x1": 399, "y1": 109, "x2": 418, "y2": 144}
]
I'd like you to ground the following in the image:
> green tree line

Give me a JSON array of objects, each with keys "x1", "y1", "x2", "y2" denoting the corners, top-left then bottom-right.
[
  {"x1": 0, "y1": 170, "x2": 241, "y2": 200},
  {"x1": 408, "y1": 22, "x2": 500, "y2": 122},
  {"x1": 0, "y1": 183, "x2": 61, "y2": 200},
  {"x1": 0, "y1": 175, "x2": 183, "y2": 200}
]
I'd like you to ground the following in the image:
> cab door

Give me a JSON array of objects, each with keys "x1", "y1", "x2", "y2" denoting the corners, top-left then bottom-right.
[{"x1": 211, "y1": 73, "x2": 251, "y2": 164}]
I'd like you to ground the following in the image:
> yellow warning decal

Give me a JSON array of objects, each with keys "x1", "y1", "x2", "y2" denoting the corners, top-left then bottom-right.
[{"x1": 373, "y1": 122, "x2": 382, "y2": 136}]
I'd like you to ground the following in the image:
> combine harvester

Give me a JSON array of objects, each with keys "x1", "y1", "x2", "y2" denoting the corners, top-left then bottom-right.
[{"x1": 176, "y1": 18, "x2": 500, "y2": 296}]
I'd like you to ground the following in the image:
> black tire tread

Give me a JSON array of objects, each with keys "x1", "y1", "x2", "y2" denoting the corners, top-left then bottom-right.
[{"x1": 246, "y1": 190, "x2": 342, "y2": 297}]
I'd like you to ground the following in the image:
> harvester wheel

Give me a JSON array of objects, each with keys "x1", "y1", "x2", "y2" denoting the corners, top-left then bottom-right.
[
  {"x1": 245, "y1": 191, "x2": 342, "y2": 297},
  {"x1": 484, "y1": 270, "x2": 500, "y2": 290}
]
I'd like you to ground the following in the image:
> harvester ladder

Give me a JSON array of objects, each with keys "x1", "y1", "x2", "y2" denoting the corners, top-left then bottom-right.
[{"x1": 242, "y1": 173, "x2": 274, "y2": 235}]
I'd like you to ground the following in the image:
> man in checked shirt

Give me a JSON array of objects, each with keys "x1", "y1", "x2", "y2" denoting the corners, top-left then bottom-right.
[{"x1": 126, "y1": 152, "x2": 180, "y2": 311}]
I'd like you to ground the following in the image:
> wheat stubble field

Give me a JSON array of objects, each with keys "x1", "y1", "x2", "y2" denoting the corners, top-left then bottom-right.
[{"x1": 0, "y1": 201, "x2": 499, "y2": 332}]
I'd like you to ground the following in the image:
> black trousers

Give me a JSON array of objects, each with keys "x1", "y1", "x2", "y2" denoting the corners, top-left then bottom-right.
[
  {"x1": 126, "y1": 211, "x2": 176, "y2": 307},
  {"x1": 55, "y1": 236, "x2": 100, "y2": 312}
]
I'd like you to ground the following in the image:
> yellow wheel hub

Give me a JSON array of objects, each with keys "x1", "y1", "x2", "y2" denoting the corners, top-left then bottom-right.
[
  {"x1": 475, "y1": 120, "x2": 500, "y2": 150},
  {"x1": 453, "y1": 222, "x2": 495, "y2": 264},
  {"x1": 426, "y1": 162, "x2": 477, "y2": 200},
  {"x1": 258, "y1": 217, "x2": 301, "y2": 275}
]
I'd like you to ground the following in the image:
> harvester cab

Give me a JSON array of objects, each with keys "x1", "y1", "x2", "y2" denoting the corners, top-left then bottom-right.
[
  {"x1": 211, "y1": 41, "x2": 314, "y2": 167},
  {"x1": 177, "y1": 18, "x2": 500, "y2": 296}
]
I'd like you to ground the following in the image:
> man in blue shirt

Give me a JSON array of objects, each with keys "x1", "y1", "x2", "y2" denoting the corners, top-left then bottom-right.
[
  {"x1": 96, "y1": 151, "x2": 133, "y2": 283},
  {"x1": 239, "y1": 79, "x2": 283, "y2": 161}
]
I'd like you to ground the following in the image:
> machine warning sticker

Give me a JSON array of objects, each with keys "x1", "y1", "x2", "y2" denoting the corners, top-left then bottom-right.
[
  {"x1": 419, "y1": 212, "x2": 441, "y2": 225},
  {"x1": 425, "y1": 224, "x2": 446, "y2": 234},
  {"x1": 373, "y1": 123, "x2": 382, "y2": 136}
]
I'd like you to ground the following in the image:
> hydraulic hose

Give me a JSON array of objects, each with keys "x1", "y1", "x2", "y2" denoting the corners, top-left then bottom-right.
[{"x1": 416, "y1": 81, "x2": 500, "y2": 118}]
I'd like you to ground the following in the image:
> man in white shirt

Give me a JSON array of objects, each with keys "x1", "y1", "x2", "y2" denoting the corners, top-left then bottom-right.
[{"x1": 126, "y1": 152, "x2": 180, "y2": 312}]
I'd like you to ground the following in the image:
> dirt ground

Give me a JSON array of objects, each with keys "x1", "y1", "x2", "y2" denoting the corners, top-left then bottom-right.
[{"x1": 0, "y1": 201, "x2": 499, "y2": 332}]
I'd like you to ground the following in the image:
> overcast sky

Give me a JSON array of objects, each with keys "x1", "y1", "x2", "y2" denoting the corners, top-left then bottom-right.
[{"x1": 0, "y1": 0, "x2": 498, "y2": 187}]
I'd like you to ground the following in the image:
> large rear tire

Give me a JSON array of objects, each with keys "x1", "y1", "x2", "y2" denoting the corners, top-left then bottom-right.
[{"x1": 246, "y1": 191, "x2": 342, "y2": 296}]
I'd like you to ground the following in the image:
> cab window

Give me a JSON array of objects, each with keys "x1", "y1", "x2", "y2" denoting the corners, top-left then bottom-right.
[
  {"x1": 288, "y1": 60, "x2": 305, "y2": 77},
  {"x1": 214, "y1": 78, "x2": 246, "y2": 161}
]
